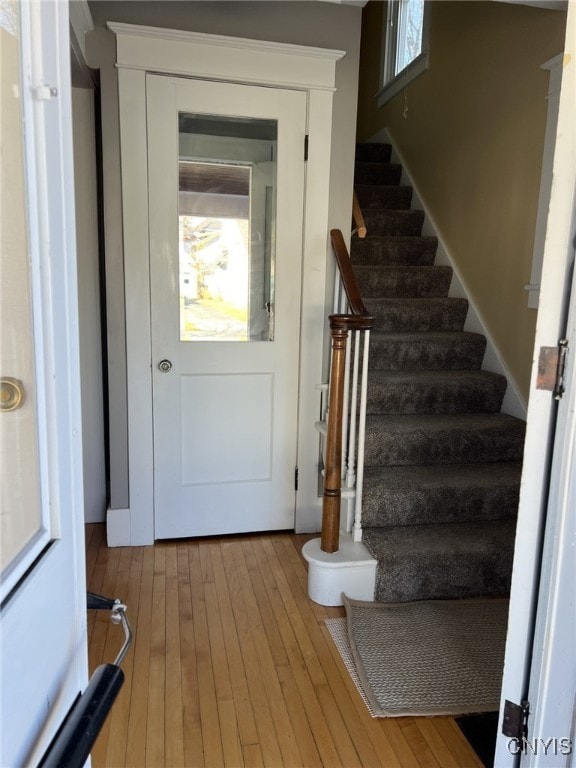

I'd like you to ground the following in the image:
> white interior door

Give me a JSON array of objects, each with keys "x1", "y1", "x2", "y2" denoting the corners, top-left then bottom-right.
[
  {"x1": 147, "y1": 75, "x2": 306, "y2": 539},
  {"x1": 0, "y1": 4, "x2": 87, "y2": 765}
]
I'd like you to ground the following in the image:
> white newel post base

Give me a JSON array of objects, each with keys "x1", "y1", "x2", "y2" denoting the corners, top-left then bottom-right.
[{"x1": 302, "y1": 536, "x2": 377, "y2": 606}]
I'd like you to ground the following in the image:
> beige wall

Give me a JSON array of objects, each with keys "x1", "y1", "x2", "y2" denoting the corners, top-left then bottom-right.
[
  {"x1": 86, "y1": 1, "x2": 362, "y2": 510},
  {"x1": 357, "y1": 0, "x2": 566, "y2": 401}
]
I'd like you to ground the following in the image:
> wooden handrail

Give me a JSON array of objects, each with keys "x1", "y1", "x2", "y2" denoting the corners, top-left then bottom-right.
[
  {"x1": 330, "y1": 229, "x2": 371, "y2": 318},
  {"x1": 352, "y1": 191, "x2": 367, "y2": 239},
  {"x1": 321, "y1": 231, "x2": 374, "y2": 553}
]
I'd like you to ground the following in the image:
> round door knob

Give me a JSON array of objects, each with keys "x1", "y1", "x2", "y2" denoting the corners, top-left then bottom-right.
[
  {"x1": 0, "y1": 377, "x2": 25, "y2": 412},
  {"x1": 158, "y1": 359, "x2": 173, "y2": 373}
]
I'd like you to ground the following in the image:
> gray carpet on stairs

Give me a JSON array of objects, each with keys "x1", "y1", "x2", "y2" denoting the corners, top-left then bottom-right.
[
  {"x1": 353, "y1": 142, "x2": 524, "y2": 603},
  {"x1": 362, "y1": 520, "x2": 517, "y2": 603}
]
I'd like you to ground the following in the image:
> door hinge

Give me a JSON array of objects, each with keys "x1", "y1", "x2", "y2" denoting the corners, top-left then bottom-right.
[
  {"x1": 304, "y1": 135, "x2": 309, "y2": 162},
  {"x1": 536, "y1": 338, "x2": 568, "y2": 400},
  {"x1": 294, "y1": 466, "x2": 299, "y2": 491},
  {"x1": 33, "y1": 84, "x2": 58, "y2": 101},
  {"x1": 502, "y1": 699, "x2": 530, "y2": 740}
]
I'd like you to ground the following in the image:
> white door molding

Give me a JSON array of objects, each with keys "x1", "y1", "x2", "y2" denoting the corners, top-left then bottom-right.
[
  {"x1": 107, "y1": 25, "x2": 343, "y2": 545},
  {"x1": 494, "y1": 7, "x2": 575, "y2": 764},
  {"x1": 525, "y1": 53, "x2": 563, "y2": 309}
]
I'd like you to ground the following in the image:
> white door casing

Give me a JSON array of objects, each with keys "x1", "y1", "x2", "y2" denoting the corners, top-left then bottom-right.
[
  {"x1": 108, "y1": 24, "x2": 343, "y2": 545},
  {"x1": 147, "y1": 75, "x2": 306, "y2": 538},
  {"x1": 495, "y1": 8, "x2": 576, "y2": 766},
  {"x1": 0, "y1": 3, "x2": 88, "y2": 764}
]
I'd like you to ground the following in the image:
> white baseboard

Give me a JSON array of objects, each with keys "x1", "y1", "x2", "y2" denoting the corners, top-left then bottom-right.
[
  {"x1": 106, "y1": 507, "x2": 131, "y2": 547},
  {"x1": 367, "y1": 127, "x2": 527, "y2": 420}
]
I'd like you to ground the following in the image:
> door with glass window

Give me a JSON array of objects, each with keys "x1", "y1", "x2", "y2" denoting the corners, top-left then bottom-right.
[
  {"x1": 147, "y1": 75, "x2": 306, "y2": 538},
  {"x1": 1, "y1": 3, "x2": 87, "y2": 764}
]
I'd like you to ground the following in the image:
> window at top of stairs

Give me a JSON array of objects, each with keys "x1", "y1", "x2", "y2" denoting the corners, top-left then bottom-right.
[{"x1": 378, "y1": 0, "x2": 430, "y2": 108}]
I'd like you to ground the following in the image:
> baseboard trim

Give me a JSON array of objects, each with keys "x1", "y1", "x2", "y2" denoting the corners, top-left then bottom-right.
[{"x1": 106, "y1": 507, "x2": 131, "y2": 547}]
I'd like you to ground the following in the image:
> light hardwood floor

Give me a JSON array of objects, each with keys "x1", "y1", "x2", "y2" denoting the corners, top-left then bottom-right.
[{"x1": 86, "y1": 524, "x2": 484, "y2": 768}]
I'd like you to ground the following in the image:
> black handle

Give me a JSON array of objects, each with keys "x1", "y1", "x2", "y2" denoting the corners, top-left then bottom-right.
[
  {"x1": 38, "y1": 664, "x2": 124, "y2": 768},
  {"x1": 86, "y1": 592, "x2": 117, "y2": 611}
]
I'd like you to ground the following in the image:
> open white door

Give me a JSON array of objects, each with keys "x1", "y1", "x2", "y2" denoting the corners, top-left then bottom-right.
[
  {"x1": 0, "y1": 3, "x2": 88, "y2": 764},
  {"x1": 495, "y1": 6, "x2": 575, "y2": 765}
]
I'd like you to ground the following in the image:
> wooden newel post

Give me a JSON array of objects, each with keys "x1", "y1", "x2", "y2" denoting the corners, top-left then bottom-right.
[{"x1": 321, "y1": 320, "x2": 348, "y2": 553}]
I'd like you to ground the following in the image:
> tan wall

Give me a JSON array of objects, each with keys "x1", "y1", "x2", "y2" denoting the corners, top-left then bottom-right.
[{"x1": 357, "y1": 1, "x2": 566, "y2": 401}]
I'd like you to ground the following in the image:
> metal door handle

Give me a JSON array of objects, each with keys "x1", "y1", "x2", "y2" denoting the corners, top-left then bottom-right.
[{"x1": 158, "y1": 359, "x2": 172, "y2": 373}]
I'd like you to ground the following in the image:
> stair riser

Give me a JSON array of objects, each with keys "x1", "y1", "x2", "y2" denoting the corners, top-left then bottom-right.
[
  {"x1": 362, "y1": 209, "x2": 424, "y2": 237},
  {"x1": 355, "y1": 143, "x2": 392, "y2": 163},
  {"x1": 364, "y1": 420, "x2": 525, "y2": 466},
  {"x1": 372, "y1": 550, "x2": 514, "y2": 602},
  {"x1": 356, "y1": 266, "x2": 452, "y2": 299},
  {"x1": 351, "y1": 237, "x2": 438, "y2": 267},
  {"x1": 370, "y1": 339, "x2": 486, "y2": 371},
  {"x1": 362, "y1": 483, "x2": 520, "y2": 527},
  {"x1": 366, "y1": 377, "x2": 507, "y2": 415},
  {"x1": 365, "y1": 299, "x2": 469, "y2": 332},
  {"x1": 362, "y1": 519, "x2": 517, "y2": 602},
  {"x1": 355, "y1": 163, "x2": 402, "y2": 186},
  {"x1": 355, "y1": 184, "x2": 412, "y2": 210}
]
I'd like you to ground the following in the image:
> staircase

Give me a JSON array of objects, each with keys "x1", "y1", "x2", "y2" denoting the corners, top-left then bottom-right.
[{"x1": 352, "y1": 142, "x2": 525, "y2": 603}]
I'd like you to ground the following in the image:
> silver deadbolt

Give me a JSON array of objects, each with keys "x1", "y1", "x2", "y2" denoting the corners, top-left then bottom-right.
[{"x1": 158, "y1": 359, "x2": 173, "y2": 373}]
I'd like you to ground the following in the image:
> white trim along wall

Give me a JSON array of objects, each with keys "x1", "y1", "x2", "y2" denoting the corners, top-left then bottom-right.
[
  {"x1": 104, "y1": 24, "x2": 345, "y2": 546},
  {"x1": 370, "y1": 127, "x2": 527, "y2": 419}
]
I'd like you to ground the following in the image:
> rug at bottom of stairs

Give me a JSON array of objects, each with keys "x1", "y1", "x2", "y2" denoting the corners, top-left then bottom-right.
[{"x1": 341, "y1": 594, "x2": 509, "y2": 718}]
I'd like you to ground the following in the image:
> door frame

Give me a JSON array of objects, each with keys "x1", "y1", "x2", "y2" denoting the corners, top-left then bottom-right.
[
  {"x1": 494, "y1": 6, "x2": 575, "y2": 765},
  {"x1": 107, "y1": 23, "x2": 344, "y2": 545},
  {"x1": 0, "y1": 2, "x2": 88, "y2": 763}
]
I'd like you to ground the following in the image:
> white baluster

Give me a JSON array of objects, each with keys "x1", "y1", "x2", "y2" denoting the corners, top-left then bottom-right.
[
  {"x1": 346, "y1": 329, "x2": 361, "y2": 491},
  {"x1": 353, "y1": 328, "x2": 370, "y2": 542}
]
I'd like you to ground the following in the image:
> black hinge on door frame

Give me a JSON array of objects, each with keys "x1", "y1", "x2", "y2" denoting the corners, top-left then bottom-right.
[
  {"x1": 304, "y1": 135, "x2": 309, "y2": 162},
  {"x1": 502, "y1": 699, "x2": 530, "y2": 740},
  {"x1": 294, "y1": 466, "x2": 299, "y2": 491}
]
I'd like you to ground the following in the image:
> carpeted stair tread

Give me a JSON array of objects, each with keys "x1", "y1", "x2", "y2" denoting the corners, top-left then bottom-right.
[
  {"x1": 366, "y1": 370, "x2": 507, "y2": 415},
  {"x1": 361, "y1": 462, "x2": 522, "y2": 527},
  {"x1": 369, "y1": 331, "x2": 487, "y2": 370},
  {"x1": 355, "y1": 143, "x2": 392, "y2": 163},
  {"x1": 364, "y1": 412, "x2": 525, "y2": 467},
  {"x1": 351, "y1": 235, "x2": 438, "y2": 267},
  {"x1": 355, "y1": 184, "x2": 413, "y2": 210},
  {"x1": 365, "y1": 297, "x2": 469, "y2": 332},
  {"x1": 362, "y1": 208, "x2": 425, "y2": 237},
  {"x1": 362, "y1": 519, "x2": 517, "y2": 602},
  {"x1": 356, "y1": 265, "x2": 452, "y2": 298},
  {"x1": 355, "y1": 162, "x2": 402, "y2": 186}
]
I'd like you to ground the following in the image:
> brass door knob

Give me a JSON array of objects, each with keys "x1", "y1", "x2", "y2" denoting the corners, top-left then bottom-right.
[{"x1": 0, "y1": 377, "x2": 25, "y2": 412}]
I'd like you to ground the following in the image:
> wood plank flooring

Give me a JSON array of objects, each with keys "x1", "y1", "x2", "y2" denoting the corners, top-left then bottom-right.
[{"x1": 86, "y1": 524, "x2": 484, "y2": 768}]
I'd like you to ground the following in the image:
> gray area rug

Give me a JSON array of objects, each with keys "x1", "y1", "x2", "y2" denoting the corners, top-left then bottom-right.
[
  {"x1": 326, "y1": 617, "x2": 376, "y2": 717},
  {"x1": 343, "y1": 595, "x2": 509, "y2": 717}
]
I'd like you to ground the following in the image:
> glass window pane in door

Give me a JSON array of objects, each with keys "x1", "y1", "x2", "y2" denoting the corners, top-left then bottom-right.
[
  {"x1": 178, "y1": 113, "x2": 277, "y2": 342},
  {"x1": 0, "y1": 2, "x2": 44, "y2": 584}
]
